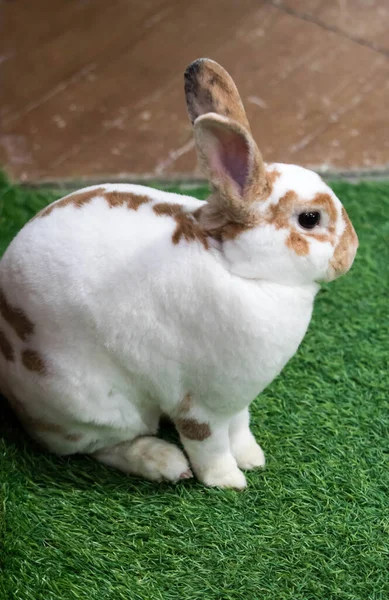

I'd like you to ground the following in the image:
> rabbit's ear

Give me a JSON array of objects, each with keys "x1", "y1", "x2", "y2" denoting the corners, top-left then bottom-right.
[
  {"x1": 185, "y1": 59, "x2": 251, "y2": 131},
  {"x1": 194, "y1": 113, "x2": 267, "y2": 203}
]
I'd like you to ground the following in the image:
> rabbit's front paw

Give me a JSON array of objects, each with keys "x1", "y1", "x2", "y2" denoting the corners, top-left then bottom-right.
[
  {"x1": 200, "y1": 464, "x2": 247, "y2": 490},
  {"x1": 96, "y1": 437, "x2": 194, "y2": 483},
  {"x1": 140, "y1": 440, "x2": 193, "y2": 483},
  {"x1": 232, "y1": 439, "x2": 266, "y2": 471}
]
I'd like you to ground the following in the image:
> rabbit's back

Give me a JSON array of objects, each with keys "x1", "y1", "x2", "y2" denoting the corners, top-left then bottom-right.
[
  {"x1": 0, "y1": 184, "x2": 206, "y2": 332},
  {"x1": 1, "y1": 184, "x2": 203, "y2": 290},
  {"x1": 0, "y1": 184, "x2": 214, "y2": 450}
]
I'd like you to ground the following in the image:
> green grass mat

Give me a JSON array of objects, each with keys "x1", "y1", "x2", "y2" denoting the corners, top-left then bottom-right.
[{"x1": 0, "y1": 174, "x2": 388, "y2": 600}]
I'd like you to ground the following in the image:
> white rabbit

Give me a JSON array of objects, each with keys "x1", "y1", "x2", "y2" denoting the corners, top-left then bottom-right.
[{"x1": 0, "y1": 59, "x2": 358, "y2": 489}]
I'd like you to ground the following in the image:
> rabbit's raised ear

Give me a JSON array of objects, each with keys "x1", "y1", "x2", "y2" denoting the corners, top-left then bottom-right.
[
  {"x1": 185, "y1": 59, "x2": 268, "y2": 213},
  {"x1": 184, "y1": 58, "x2": 251, "y2": 131},
  {"x1": 193, "y1": 113, "x2": 267, "y2": 206}
]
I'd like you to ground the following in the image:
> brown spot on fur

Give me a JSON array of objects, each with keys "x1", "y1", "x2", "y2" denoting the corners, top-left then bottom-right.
[
  {"x1": 330, "y1": 207, "x2": 358, "y2": 274},
  {"x1": 38, "y1": 188, "x2": 149, "y2": 219},
  {"x1": 172, "y1": 213, "x2": 209, "y2": 248},
  {"x1": 286, "y1": 231, "x2": 309, "y2": 256},
  {"x1": 39, "y1": 187, "x2": 106, "y2": 217},
  {"x1": 0, "y1": 290, "x2": 34, "y2": 341},
  {"x1": 311, "y1": 193, "x2": 338, "y2": 234},
  {"x1": 153, "y1": 203, "x2": 182, "y2": 218},
  {"x1": 21, "y1": 349, "x2": 47, "y2": 374},
  {"x1": 104, "y1": 191, "x2": 150, "y2": 210},
  {"x1": 306, "y1": 232, "x2": 334, "y2": 244},
  {"x1": 266, "y1": 168, "x2": 281, "y2": 196},
  {"x1": 33, "y1": 421, "x2": 63, "y2": 433},
  {"x1": 176, "y1": 418, "x2": 211, "y2": 441},
  {"x1": 267, "y1": 190, "x2": 298, "y2": 230},
  {"x1": 153, "y1": 203, "x2": 209, "y2": 249},
  {"x1": 0, "y1": 329, "x2": 14, "y2": 361}
]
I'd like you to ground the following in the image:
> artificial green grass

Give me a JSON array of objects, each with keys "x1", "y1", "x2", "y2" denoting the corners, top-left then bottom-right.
[{"x1": 0, "y1": 174, "x2": 388, "y2": 600}]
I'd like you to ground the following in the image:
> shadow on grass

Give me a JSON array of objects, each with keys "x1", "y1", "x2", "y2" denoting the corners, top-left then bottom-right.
[{"x1": 0, "y1": 393, "x2": 200, "y2": 496}]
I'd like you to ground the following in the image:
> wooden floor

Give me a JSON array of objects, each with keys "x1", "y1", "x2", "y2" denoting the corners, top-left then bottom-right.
[{"x1": 1, "y1": 0, "x2": 389, "y2": 183}]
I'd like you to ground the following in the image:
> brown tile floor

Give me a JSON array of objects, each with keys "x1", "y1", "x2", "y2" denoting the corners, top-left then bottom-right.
[{"x1": 1, "y1": 0, "x2": 388, "y2": 183}]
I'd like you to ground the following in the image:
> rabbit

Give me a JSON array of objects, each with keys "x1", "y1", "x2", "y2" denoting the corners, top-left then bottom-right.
[{"x1": 0, "y1": 58, "x2": 358, "y2": 489}]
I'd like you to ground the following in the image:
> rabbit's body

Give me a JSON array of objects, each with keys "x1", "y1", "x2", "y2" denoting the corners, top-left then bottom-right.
[
  {"x1": 0, "y1": 59, "x2": 358, "y2": 488},
  {"x1": 0, "y1": 183, "x2": 316, "y2": 457}
]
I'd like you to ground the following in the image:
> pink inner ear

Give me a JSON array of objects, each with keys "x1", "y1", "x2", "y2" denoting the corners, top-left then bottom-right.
[{"x1": 208, "y1": 126, "x2": 250, "y2": 194}]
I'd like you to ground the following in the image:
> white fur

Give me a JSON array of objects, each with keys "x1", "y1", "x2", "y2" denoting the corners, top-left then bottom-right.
[
  {"x1": 0, "y1": 162, "x2": 357, "y2": 488},
  {"x1": 0, "y1": 180, "x2": 319, "y2": 483}
]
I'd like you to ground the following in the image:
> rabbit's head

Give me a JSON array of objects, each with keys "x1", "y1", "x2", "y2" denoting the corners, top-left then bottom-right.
[{"x1": 185, "y1": 59, "x2": 358, "y2": 285}]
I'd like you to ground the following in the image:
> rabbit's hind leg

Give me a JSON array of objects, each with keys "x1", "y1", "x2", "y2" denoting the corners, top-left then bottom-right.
[{"x1": 93, "y1": 436, "x2": 193, "y2": 482}]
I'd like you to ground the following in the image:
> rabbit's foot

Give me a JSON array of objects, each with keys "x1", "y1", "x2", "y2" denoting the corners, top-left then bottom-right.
[
  {"x1": 232, "y1": 438, "x2": 266, "y2": 471},
  {"x1": 197, "y1": 459, "x2": 247, "y2": 490},
  {"x1": 94, "y1": 436, "x2": 193, "y2": 482}
]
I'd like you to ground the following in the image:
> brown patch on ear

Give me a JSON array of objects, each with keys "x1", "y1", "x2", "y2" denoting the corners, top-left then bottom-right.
[
  {"x1": 0, "y1": 290, "x2": 34, "y2": 341},
  {"x1": 184, "y1": 59, "x2": 250, "y2": 130},
  {"x1": 175, "y1": 418, "x2": 211, "y2": 441},
  {"x1": 39, "y1": 187, "x2": 106, "y2": 217},
  {"x1": 104, "y1": 191, "x2": 150, "y2": 210},
  {"x1": 21, "y1": 349, "x2": 47, "y2": 374},
  {"x1": 153, "y1": 203, "x2": 210, "y2": 249},
  {"x1": 0, "y1": 329, "x2": 14, "y2": 361},
  {"x1": 330, "y1": 207, "x2": 358, "y2": 274},
  {"x1": 249, "y1": 150, "x2": 269, "y2": 200},
  {"x1": 286, "y1": 231, "x2": 309, "y2": 256}
]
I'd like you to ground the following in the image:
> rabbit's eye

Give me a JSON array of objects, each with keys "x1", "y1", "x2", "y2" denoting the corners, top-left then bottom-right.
[{"x1": 298, "y1": 211, "x2": 321, "y2": 229}]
